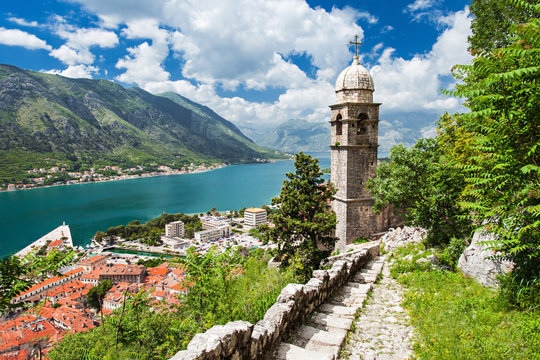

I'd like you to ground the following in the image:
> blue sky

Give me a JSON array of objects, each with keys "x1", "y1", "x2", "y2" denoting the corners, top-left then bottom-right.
[{"x1": 0, "y1": 0, "x2": 472, "y2": 149}]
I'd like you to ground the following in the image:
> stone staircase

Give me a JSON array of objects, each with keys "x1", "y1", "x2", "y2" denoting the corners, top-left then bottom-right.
[{"x1": 274, "y1": 256, "x2": 386, "y2": 360}]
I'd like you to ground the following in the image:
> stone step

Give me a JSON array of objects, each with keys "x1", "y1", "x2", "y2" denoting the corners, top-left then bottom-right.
[
  {"x1": 310, "y1": 312, "x2": 353, "y2": 331},
  {"x1": 328, "y1": 292, "x2": 366, "y2": 308},
  {"x1": 353, "y1": 271, "x2": 378, "y2": 284},
  {"x1": 318, "y1": 304, "x2": 356, "y2": 318},
  {"x1": 365, "y1": 259, "x2": 385, "y2": 272},
  {"x1": 295, "y1": 325, "x2": 348, "y2": 348},
  {"x1": 341, "y1": 285, "x2": 372, "y2": 295},
  {"x1": 276, "y1": 343, "x2": 334, "y2": 360},
  {"x1": 305, "y1": 342, "x2": 339, "y2": 358},
  {"x1": 345, "y1": 282, "x2": 373, "y2": 292}
]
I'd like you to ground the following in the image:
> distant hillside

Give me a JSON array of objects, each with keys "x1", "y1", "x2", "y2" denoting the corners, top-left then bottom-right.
[
  {"x1": 0, "y1": 64, "x2": 282, "y2": 183},
  {"x1": 249, "y1": 120, "x2": 330, "y2": 153},
  {"x1": 244, "y1": 116, "x2": 432, "y2": 157}
]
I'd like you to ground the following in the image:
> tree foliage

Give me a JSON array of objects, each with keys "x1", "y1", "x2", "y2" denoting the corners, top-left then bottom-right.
[
  {"x1": 104, "y1": 213, "x2": 202, "y2": 241},
  {"x1": 0, "y1": 257, "x2": 30, "y2": 313},
  {"x1": 87, "y1": 280, "x2": 113, "y2": 325},
  {"x1": 469, "y1": 0, "x2": 537, "y2": 52},
  {"x1": 440, "y1": 0, "x2": 539, "y2": 308},
  {"x1": 261, "y1": 152, "x2": 337, "y2": 279},
  {"x1": 0, "y1": 249, "x2": 75, "y2": 314},
  {"x1": 367, "y1": 138, "x2": 472, "y2": 245},
  {"x1": 48, "y1": 249, "x2": 296, "y2": 359}
]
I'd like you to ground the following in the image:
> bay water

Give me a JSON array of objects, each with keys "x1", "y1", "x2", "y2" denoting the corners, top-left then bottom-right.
[{"x1": 0, "y1": 152, "x2": 330, "y2": 257}]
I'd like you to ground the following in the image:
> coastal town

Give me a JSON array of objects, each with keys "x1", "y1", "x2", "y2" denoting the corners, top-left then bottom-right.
[
  {"x1": 1, "y1": 162, "x2": 229, "y2": 192},
  {"x1": 0, "y1": 207, "x2": 270, "y2": 359}
]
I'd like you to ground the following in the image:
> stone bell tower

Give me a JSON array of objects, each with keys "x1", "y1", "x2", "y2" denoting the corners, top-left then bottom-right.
[{"x1": 330, "y1": 37, "x2": 381, "y2": 249}]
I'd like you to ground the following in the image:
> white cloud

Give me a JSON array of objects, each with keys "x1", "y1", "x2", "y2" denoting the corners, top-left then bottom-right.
[
  {"x1": 381, "y1": 25, "x2": 394, "y2": 33},
  {"x1": 116, "y1": 41, "x2": 170, "y2": 84},
  {"x1": 58, "y1": 27, "x2": 118, "y2": 49},
  {"x1": 50, "y1": 21, "x2": 119, "y2": 66},
  {"x1": 370, "y1": 8, "x2": 472, "y2": 114},
  {"x1": 7, "y1": 17, "x2": 41, "y2": 28},
  {"x1": 67, "y1": 0, "x2": 472, "y2": 132},
  {"x1": 74, "y1": 0, "x2": 363, "y2": 92},
  {"x1": 0, "y1": 27, "x2": 52, "y2": 50},
  {"x1": 114, "y1": 19, "x2": 170, "y2": 85},
  {"x1": 357, "y1": 11, "x2": 378, "y2": 24},
  {"x1": 407, "y1": 0, "x2": 435, "y2": 12},
  {"x1": 45, "y1": 64, "x2": 99, "y2": 78},
  {"x1": 50, "y1": 45, "x2": 94, "y2": 65}
]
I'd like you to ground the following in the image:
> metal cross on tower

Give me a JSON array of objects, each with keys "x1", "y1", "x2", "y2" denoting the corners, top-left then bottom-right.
[{"x1": 349, "y1": 34, "x2": 362, "y2": 57}]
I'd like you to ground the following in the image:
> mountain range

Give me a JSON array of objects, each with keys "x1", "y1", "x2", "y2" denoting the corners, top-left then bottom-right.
[
  {"x1": 244, "y1": 120, "x2": 330, "y2": 153},
  {"x1": 0, "y1": 64, "x2": 282, "y2": 183},
  {"x1": 242, "y1": 116, "x2": 429, "y2": 157}
]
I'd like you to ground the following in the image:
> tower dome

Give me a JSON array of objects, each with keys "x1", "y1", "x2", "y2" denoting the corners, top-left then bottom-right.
[{"x1": 335, "y1": 56, "x2": 374, "y2": 103}]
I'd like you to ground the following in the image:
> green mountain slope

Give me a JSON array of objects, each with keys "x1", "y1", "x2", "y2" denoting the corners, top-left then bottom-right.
[{"x1": 0, "y1": 64, "x2": 282, "y2": 182}]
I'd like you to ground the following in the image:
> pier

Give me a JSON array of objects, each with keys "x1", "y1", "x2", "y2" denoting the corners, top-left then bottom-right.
[{"x1": 15, "y1": 222, "x2": 73, "y2": 258}]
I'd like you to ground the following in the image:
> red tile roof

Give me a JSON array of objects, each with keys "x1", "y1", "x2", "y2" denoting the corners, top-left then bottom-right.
[
  {"x1": 48, "y1": 239, "x2": 63, "y2": 247},
  {"x1": 148, "y1": 267, "x2": 170, "y2": 277},
  {"x1": 79, "y1": 255, "x2": 107, "y2": 265},
  {"x1": 17, "y1": 276, "x2": 64, "y2": 297},
  {"x1": 63, "y1": 267, "x2": 84, "y2": 277}
]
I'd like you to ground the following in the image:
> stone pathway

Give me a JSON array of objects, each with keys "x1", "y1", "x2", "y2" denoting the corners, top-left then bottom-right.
[
  {"x1": 274, "y1": 256, "x2": 386, "y2": 360},
  {"x1": 339, "y1": 262, "x2": 414, "y2": 360}
]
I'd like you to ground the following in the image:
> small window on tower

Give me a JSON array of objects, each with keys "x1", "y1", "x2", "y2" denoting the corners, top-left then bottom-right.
[{"x1": 336, "y1": 114, "x2": 342, "y2": 135}]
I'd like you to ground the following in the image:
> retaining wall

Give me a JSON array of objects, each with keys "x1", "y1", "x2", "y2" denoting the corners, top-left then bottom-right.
[{"x1": 170, "y1": 242, "x2": 380, "y2": 360}]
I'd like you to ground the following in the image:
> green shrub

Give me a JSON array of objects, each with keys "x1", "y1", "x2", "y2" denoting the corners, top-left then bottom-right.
[
  {"x1": 352, "y1": 237, "x2": 369, "y2": 245},
  {"x1": 438, "y1": 237, "x2": 467, "y2": 270}
]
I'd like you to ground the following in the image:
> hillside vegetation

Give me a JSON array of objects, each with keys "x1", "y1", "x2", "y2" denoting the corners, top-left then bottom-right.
[{"x1": 0, "y1": 65, "x2": 283, "y2": 184}]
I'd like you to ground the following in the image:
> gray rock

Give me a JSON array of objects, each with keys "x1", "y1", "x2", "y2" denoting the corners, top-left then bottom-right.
[
  {"x1": 168, "y1": 350, "x2": 204, "y2": 360},
  {"x1": 458, "y1": 230, "x2": 514, "y2": 288}
]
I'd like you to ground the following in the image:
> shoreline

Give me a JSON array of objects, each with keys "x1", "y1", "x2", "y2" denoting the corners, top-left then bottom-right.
[
  {"x1": 2, "y1": 164, "x2": 229, "y2": 193},
  {"x1": 2, "y1": 159, "x2": 288, "y2": 193},
  {"x1": 2, "y1": 157, "x2": 297, "y2": 257}
]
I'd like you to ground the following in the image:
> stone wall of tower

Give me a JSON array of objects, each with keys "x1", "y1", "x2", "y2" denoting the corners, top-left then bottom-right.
[
  {"x1": 330, "y1": 72, "x2": 405, "y2": 247},
  {"x1": 335, "y1": 89, "x2": 373, "y2": 103}
]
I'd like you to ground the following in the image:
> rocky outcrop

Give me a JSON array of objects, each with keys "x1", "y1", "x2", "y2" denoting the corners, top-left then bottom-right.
[
  {"x1": 169, "y1": 242, "x2": 380, "y2": 360},
  {"x1": 458, "y1": 230, "x2": 513, "y2": 288},
  {"x1": 379, "y1": 227, "x2": 427, "y2": 253}
]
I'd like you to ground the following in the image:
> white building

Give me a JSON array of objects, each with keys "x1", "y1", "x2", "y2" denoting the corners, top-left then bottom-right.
[
  {"x1": 244, "y1": 208, "x2": 268, "y2": 229},
  {"x1": 165, "y1": 221, "x2": 185, "y2": 238},
  {"x1": 161, "y1": 236, "x2": 190, "y2": 250},
  {"x1": 202, "y1": 220, "x2": 229, "y2": 230},
  {"x1": 194, "y1": 225, "x2": 231, "y2": 242}
]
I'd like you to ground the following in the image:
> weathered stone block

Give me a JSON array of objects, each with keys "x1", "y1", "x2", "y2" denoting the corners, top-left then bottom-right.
[
  {"x1": 187, "y1": 332, "x2": 222, "y2": 358},
  {"x1": 205, "y1": 321, "x2": 253, "y2": 356},
  {"x1": 312, "y1": 270, "x2": 329, "y2": 282},
  {"x1": 276, "y1": 283, "x2": 304, "y2": 303},
  {"x1": 169, "y1": 350, "x2": 204, "y2": 360}
]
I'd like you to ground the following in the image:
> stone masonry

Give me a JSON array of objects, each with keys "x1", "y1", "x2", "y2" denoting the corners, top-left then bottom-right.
[
  {"x1": 168, "y1": 242, "x2": 381, "y2": 360},
  {"x1": 330, "y1": 55, "x2": 401, "y2": 249}
]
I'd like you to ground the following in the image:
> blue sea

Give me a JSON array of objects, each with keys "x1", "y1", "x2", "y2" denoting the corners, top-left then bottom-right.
[{"x1": 0, "y1": 152, "x2": 330, "y2": 257}]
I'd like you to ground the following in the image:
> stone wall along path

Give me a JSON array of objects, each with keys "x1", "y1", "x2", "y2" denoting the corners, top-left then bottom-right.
[{"x1": 274, "y1": 255, "x2": 386, "y2": 360}]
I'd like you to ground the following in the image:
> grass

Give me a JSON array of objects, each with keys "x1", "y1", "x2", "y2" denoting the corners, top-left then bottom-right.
[{"x1": 390, "y1": 243, "x2": 540, "y2": 360}]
